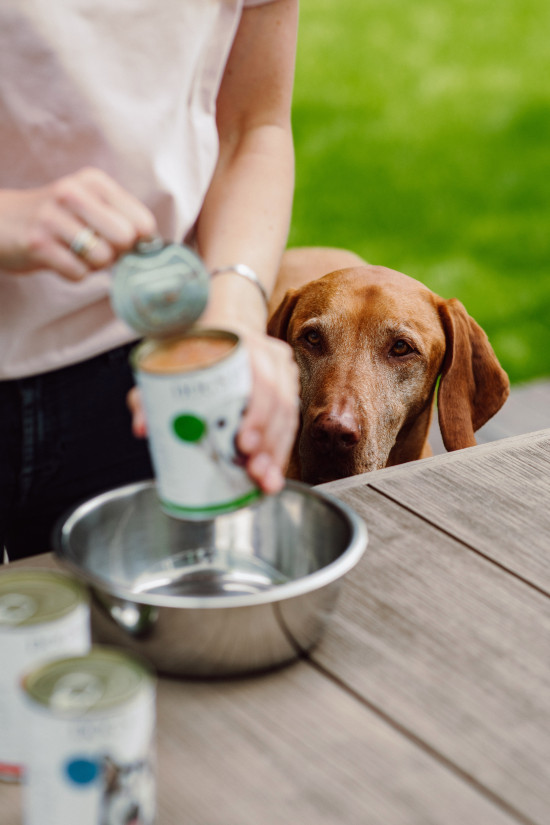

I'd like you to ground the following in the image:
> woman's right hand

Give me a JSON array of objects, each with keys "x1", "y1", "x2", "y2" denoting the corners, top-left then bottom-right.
[
  {"x1": 0, "y1": 167, "x2": 157, "y2": 280},
  {"x1": 126, "y1": 326, "x2": 301, "y2": 496}
]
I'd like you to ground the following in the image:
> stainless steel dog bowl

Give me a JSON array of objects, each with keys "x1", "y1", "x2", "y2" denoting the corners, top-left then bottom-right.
[{"x1": 54, "y1": 480, "x2": 367, "y2": 677}]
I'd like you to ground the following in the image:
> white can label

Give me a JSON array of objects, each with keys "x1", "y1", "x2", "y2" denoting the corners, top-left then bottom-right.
[
  {"x1": 0, "y1": 601, "x2": 90, "y2": 780},
  {"x1": 22, "y1": 683, "x2": 156, "y2": 825},
  {"x1": 137, "y1": 340, "x2": 260, "y2": 518}
]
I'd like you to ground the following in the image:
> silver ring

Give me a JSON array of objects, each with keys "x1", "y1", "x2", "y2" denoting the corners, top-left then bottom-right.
[{"x1": 69, "y1": 227, "x2": 98, "y2": 259}]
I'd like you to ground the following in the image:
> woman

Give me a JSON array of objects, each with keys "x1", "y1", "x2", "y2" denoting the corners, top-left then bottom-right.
[{"x1": 0, "y1": 0, "x2": 299, "y2": 559}]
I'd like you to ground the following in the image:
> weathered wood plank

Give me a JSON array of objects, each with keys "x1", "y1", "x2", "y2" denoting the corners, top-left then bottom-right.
[
  {"x1": 155, "y1": 668, "x2": 528, "y2": 825},
  {"x1": 0, "y1": 661, "x2": 521, "y2": 825},
  {"x1": 312, "y1": 486, "x2": 550, "y2": 825},
  {"x1": 369, "y1": 429, "x2": 550, "y2": 592}
]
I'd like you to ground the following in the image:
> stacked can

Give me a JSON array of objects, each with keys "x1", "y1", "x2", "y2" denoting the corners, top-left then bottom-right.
[
  {"x1": 0, "y1": 569, "x2": 91, "y2": 783},
  {"x1": 21, "y1": 646, "x2": 156, "y2": 825},
  {"x1": 113, "y1": 241, "x2": 261, "y2": 519}
]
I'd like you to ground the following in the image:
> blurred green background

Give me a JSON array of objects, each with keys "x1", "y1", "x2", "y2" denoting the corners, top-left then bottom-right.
[{"x1": 289, "y1": 0, "x2": 550, "y2": 385}]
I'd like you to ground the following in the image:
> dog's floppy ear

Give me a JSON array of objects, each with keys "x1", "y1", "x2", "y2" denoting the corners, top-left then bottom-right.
[
  {"x1": 437, "y1": 298, "x2": 510, "y2": 451},
  {"x1": 267, "y1": 288, "x2": 301, "y2": 341}
]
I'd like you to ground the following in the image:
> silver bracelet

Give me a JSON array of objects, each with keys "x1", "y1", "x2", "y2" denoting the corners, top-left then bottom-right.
[{"x1": 210, "y1": 264, "x2": 269, "y2": 309}]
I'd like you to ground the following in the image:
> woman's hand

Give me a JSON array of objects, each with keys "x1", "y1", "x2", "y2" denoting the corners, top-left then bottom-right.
[
  {"x1": 127, "y1": 328, "x2": 300, "y2": 495},
  {"x1": 0, "y1": 167, "x2": 157, "y2": 279},
  {"x1": 233, "y1": 326, "x2": 299, "y2": 493}
]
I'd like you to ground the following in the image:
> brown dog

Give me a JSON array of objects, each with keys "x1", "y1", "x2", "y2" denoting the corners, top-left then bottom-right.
[{"x1": 268, "y1": 247, "x2": 510, "y2": 484}]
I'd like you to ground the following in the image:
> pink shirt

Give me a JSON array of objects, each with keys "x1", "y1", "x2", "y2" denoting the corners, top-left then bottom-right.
[{"x1": 0, "y1": 0, "x2": 275, "y2": 379}]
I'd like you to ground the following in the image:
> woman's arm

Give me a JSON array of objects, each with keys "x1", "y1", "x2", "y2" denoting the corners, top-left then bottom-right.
[
  {"x1": 197, "y1": 0, "x2": 300, "y2": 493},
  {"x1": 198, "y1": 0, "x2": 297, "y2": 328}
]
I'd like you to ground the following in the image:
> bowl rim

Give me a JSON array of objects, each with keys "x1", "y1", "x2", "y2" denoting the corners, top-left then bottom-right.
[{"x1": 53, "y1": 479, "x2": 368, "y2": 609}]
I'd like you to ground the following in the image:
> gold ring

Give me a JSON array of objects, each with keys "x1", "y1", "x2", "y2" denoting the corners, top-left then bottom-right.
[{"x1": 69, "y1": 227, "x2": 98, "y2": 259}]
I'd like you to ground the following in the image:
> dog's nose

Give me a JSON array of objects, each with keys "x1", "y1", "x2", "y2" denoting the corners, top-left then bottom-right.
[{"x1": 310, "y1": 410, "x2": 361, "y2": 452}]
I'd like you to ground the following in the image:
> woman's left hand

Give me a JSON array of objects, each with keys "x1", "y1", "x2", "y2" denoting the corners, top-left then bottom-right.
[{"x1": 232, "y1": 327, "x2": 299, "y2": 493}]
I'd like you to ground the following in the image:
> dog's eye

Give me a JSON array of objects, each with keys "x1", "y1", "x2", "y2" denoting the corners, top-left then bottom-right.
[
  {"x1": 304, "y1": 329, "x2": 322, "y2": 346},
  {"x1": 391, "y1": 339, "x2": 413, "y2": 357}
]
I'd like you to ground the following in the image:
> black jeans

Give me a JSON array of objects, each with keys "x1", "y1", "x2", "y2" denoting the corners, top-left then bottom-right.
[{"x1": 0, "y1": 344, "x2": 153, "y2": 561}]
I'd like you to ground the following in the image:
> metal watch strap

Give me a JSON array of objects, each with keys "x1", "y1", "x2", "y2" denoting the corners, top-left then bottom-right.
[{"x1": 210, "y1": 264, "x2": 269, "y2": 308}]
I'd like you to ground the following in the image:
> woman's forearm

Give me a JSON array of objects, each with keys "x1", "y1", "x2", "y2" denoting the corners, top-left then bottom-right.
[
  {"x1": 190, "y1": 0, "x2": 300, "y2": 493},
  {"x1": 196, "y1": 122, "x2": 294, "y2": 332},
  {"x1": 195, "y1": 0, "x2": 297, "y2": 334}
]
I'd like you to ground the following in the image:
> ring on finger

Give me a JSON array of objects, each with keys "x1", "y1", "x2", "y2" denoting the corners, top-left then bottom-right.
[{"x1": 69, "y1": 227, "x2": 99, "y2": 259}]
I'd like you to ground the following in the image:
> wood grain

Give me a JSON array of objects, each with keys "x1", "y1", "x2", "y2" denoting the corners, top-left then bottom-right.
[
  {"x1": 153, "y1": 662, "x2": 522, "y2": 825},
  {"x1": 369, "y1": 429, "x2": 550, "y2": 591},
  {"x1": 312, "y1": 484, "x2": 550, "y2": 825},
  {"x1": 0, "y1": 661, "x2": 519, "y2": 825}
]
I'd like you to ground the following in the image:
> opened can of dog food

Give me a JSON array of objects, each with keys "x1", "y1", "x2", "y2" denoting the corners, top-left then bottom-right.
[
  {"x1": 0, "y1": 569, "x2": 90, "y2": 784},
  {"x1": 21, "y1": 646, "x2": 156, "y2": 825},
  {"x1": 132, "y1": 329, "x2": 261, "y2": 519}
]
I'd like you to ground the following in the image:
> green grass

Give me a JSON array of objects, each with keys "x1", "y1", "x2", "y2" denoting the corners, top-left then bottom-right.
[{"x1": 289, "y1": 0, "x2": 550, "y2": 384}]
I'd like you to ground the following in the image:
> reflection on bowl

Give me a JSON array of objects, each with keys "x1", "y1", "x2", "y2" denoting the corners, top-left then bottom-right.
[{"x1": 54, "y1": 480, "x2": 367, "y2": 677}]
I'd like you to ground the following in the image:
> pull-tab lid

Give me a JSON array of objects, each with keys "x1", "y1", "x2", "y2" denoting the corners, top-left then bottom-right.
[
  {"x1": 0, "y1": 570, "x2": 87, "y2": 628},
  {"x1": 111, "y1": 240, "x2": 210, "y2": 337},
  {"x1": 23, "y1": 647, "x2": 154, "y2": 715}
]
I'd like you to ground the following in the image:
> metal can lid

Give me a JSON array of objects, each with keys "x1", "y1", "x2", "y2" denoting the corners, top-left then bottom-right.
[
  {"x1": 111, "y1": 241, "x2": 210, "y2": 337},
  {"x1": 0, "y1": 569, "x2": 88, "y2": 628},
  {"x1": 23, "y1": 646, "x2": 154, "y2": 714}
]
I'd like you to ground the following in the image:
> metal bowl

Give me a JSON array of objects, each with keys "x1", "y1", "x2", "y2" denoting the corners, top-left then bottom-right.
[{"x1": 54, "y1": 480, "x2": 367, "y2": 677}]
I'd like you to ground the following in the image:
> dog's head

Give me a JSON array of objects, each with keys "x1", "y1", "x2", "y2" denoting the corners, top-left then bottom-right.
[{"x1": 268, "y1": 265, "x2": 509, "y2": 484}]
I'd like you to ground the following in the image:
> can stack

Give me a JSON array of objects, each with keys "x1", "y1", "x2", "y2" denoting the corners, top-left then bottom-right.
[
  {"x1": 0, "y1": 569, "x2": 91, "y2": 783},
  {"x1": 0, "y1": 568, "x2": 157, "y2": 825},
  {"x1": 21, "y1": 647, "x2": 156, "y2": 825}
]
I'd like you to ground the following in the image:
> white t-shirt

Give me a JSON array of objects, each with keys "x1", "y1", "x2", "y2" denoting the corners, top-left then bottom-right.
[{"x1": 0, "y1": 0, "x2": 274, "y2": 379}]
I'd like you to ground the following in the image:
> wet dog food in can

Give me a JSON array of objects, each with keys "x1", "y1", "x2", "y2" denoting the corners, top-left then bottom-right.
[
  {"x1": 132, "y1": 329, "x2": 261, "y2": 519},
  {"x1": 21, "y1": 646, "x2": 156, "y2": 825},
  {"x1": 0, "y1": 569, "x2": 90, "y2": 783}
]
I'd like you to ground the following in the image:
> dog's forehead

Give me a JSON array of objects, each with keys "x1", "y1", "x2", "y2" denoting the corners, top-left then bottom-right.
[{"x1": 297, "y1": 266, "x2": 440, "y2": 325}]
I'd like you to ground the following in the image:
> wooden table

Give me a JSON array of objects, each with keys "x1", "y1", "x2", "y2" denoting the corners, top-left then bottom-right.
[{"x1": 2, "y1": 429, "x2": 550, "y2": 825}]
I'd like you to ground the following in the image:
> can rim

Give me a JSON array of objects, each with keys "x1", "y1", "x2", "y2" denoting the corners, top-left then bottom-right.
[
  {"x1": 0, "y1": 569, "x2": 88, "y2": 627},
  {"x1": 54, "y1": 479, "x2": 368, "y2": 611},
  {"x1": 131, "y1": 328, "x2": 241, "y2": 376},
  {"x1": 22, "y1": 646, "x2": 154, "y2": 712}
]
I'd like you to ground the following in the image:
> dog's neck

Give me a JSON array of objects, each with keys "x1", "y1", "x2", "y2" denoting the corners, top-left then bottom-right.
[{"x1": 387, "y1": 402, "x2": 435, "y2": 466}]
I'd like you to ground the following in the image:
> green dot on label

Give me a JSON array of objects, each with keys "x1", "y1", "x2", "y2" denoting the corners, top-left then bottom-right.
[{"x1": 172, "y1": 414, "x2": 207, "y2": 443}]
